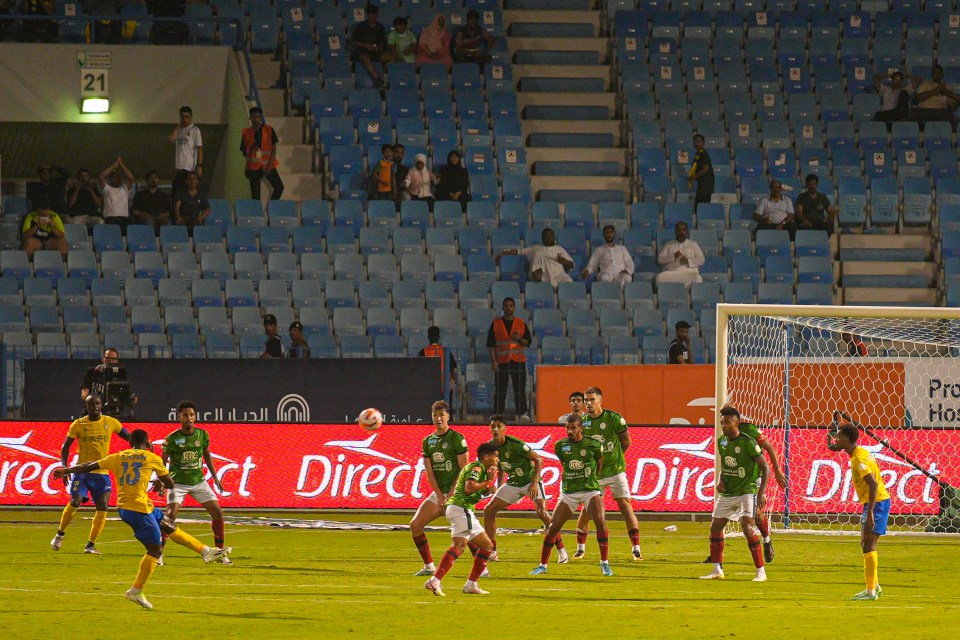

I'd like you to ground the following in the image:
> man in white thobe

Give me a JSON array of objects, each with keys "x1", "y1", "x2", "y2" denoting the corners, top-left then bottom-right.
[
  {"x1": 581, "y1": 224, "x2": 634, "y2": 288},
  {"x1": 656, "y1": 221, "x2": 705, "y2": 290},
  {"x1": 496, "y1": 227, "x2": 574, "y2": 289}
]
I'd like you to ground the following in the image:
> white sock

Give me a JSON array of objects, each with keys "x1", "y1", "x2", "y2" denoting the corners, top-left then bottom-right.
[
  {"x1": 539, "y1": 563, "x2": 548, "y2": 569},
  {"x1": 713, "y1": 563, "x2": 723, "y2": 573},
  {"x1": 763, "y1": 536, "x2": 771, "y2": 543},
  {"x1": 201, "y1": 545, "x2": 211, "y2": 554},
  {"x1": 425, "y1": 562, "x2": 436, "y2": 571},
  {"x1": 128, "y1": 586, "x2": 142, "y2": 594},
  {"x1": 632, "y1": 544, "x2": 640, "y2": 552},
  {"x1": 465, "y1": 580, "x2": 477, "y2": 588},
  {"x1": 601, "y1": 560, "x2": 609, "y2": 565},
  {"x1": 577, "y1": 543, "x2": 585, "y2": 552},
  {"x1": 756, "y1": 566, "x2": 766, "y2": 577}
]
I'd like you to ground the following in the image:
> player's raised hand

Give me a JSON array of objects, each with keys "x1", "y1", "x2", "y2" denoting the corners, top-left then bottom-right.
[
  {"x1": 774, "y1": 469, "x2": 787, "y2": 489},
  {"x1": 151, "y1": 478, "x2": 165, "y2": 494},
  {"x1": 486, "y1": 465, "x2": 498, "y2": 479}
]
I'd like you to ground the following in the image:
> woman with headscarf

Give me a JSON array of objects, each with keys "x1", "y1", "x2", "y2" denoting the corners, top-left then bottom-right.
[
  {"x1": 435, "y1": 150, "x2": 470, "y2": 212},
  {"x1": 402, "y1": 153, "x2": 436, "y2": 210},
  {"x1": 416, "y1": 13, "x2": 453, "y2": 69}
]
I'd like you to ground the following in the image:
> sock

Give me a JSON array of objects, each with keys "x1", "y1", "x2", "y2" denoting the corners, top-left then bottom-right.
[
  {"x1": 628, "y1": 527, "x2": 641, "y2": 549},
  {"x1": 413, "y1": 533, "x2": 433, "y2": 564},
  {"x1": 864, "y1": 551, "x2": 878, "y2": 593},
  {"x1": 597, "y1": 528, "x2": 609, "y2": 562},
  {"x1": 58, "y1": 504, "x2": 78, "y2": 533},
  {"x1": 747, "y1": 534, "x2": 764, "y2": 569},
  {"x1": 468, "y1": 550, "x2": 491, "y2": 581},
  {"x1": 492, "y1": 541, "x2": 497, "y2": 553},
  {"x1": 167, "y1": 527, "x2": 205, "y2": 555},
  {"x1": 467, "y1": 540, "x2": 479, "y2": 558},
  {"x1": 576, "y1": 528, "x2": 587, "y2": 549},
  {"x1": 133, "y1": 554, "x2": 159, "y2": 590},
  {"x1": 710, "y1": 535, "x2": 725, "y2": 564},
  {"x1": 87, "y1": 510, "x2": 107, "y2": 545},
  {"x1": 434, "y1": 546, "x2": 461, "y2": 580},
  {"x1": 756, "y1": 513, "x2": 770, "y2": 542},
  {"x1": 540, "y1": 535, "x2": 556, "y2": 566},
  {"x1": 160, "y1": 532, "x2": 168, "y2": 549},
  {"x1": 211, "y1": 517, "x2": 225, "y2": 549},
  {"x1": 555, "y1": 534, "x2": 565, "y2": 551}
]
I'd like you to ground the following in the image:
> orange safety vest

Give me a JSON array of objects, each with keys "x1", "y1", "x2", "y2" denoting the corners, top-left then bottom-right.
[
  {"x1": 493, "y1": 317, "x2": 527, "y2": 364},
  {"x1": 242, "y1": 124, "x2": 279, "y2": 172},
  {"x1": 423, "y1": 343, "x2": 448, "y2": 379}
]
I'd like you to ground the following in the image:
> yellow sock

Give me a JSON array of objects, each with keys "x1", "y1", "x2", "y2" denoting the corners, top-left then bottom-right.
[
  {"x1": 58, "y1": 504, "x2": 78, "y2": 532},
  {"x1": 88, "y1": 510, "x2": 107, "y2": 544},
  {"x1": 168, "y1": 527, "x2": 205, "y2": 554},
  {"x1": 864, "y1": 551, "x2": 878, "y2": 592},
  {"x1": 133, "y1": 554, "x2": 159, "y2": 590}
]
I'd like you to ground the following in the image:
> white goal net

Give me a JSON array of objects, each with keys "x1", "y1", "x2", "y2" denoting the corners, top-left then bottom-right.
[{"x1": 716, "y1": 304, "x2": 960, "y2": 534}]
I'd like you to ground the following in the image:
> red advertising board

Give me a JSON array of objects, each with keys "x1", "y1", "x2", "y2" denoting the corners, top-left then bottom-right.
[{"x1": 0, "y1": 421, "x2": 953, "y2": 516}]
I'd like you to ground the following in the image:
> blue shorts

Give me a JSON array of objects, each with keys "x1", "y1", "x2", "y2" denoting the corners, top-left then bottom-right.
[
  {"x1": 70, "y1": 473, "x2": 111, "y2": 503},
  {"x1": 862, "y1": 498, "x2": 891, "y2": 536},
  {"x1": 119, "y1": 508, "x2": 165, "y2": 546}
]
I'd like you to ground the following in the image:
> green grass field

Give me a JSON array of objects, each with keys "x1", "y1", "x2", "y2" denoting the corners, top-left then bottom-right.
[{"x1": 2, "y1": 509, "x2": 959, "y2": 639}]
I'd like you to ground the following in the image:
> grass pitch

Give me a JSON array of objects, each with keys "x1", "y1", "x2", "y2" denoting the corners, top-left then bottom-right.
[{"x1": 2, "y1": 510, "x2": 958, "y2": 639}]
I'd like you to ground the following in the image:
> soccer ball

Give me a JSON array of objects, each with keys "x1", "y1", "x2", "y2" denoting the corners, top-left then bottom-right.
[{"x1": 357, "y1": 408, "x2": 384, "y2": 431}]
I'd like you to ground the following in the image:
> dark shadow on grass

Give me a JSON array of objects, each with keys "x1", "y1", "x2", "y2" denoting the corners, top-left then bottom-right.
[{"x1": 203, "y1": 612, "x2": 314, "y2": 621}]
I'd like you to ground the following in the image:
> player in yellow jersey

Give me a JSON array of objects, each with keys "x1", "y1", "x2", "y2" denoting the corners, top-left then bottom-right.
[
  {"x1": 833, "y1": 423, "x2": 891, "y2": 601},
  {"x1": 54, "y1": 429, "x2": 229, "y2": 609},
  {"x1": 51, "y1": 394, "x2": 131, "y2": 554}
]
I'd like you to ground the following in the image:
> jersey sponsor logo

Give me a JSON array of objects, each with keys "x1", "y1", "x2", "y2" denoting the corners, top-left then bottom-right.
[
  {"x1": 175, "y1": 438, "x2": 186, "y2": 446},
  {"x1": 515, "y1": 469, "x2": 524, "y2": 477},
  {"x1": 432, "y1": 452, "x2": 446, "y2": 463},
  {"x1": 738, "y1": 468, "x2": 746, "y2": 478},
  {"x1": 724, "y1": 455, "x2": 737, "y2": 467},
  {"x1": 568, "y1": 459, "x2": 584, "y2": 470},
  {"x1": 501, "y1": 461, "x2": 513, "y2": 471}
]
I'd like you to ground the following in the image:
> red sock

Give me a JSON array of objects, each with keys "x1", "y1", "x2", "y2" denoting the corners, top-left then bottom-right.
[
  {"x1": 555, "y1": 534, "x2": 565, "y2": 551},
  {"x1": 468, "y1": 550, "x2": 491, "y2": 581},
  {"x1": 710, "y1": 535, "x2": 724, "y2": 563},
  {"x1": 413, "y1": 533, "x2": 433, "y2": 564},
  {"x1": 434, "y1": 546, "x2": 461, "y2": 580},
  {"x1": 161, "y1": 532, "x2": 168, "y2": 548},
  {"x1": 628, "y1": 528, "x2": 641, "y2": 546},
  {"x1": 747, "y1": 534, "x2": 764, "y2": 568},
  {"x1": 492, "y1": 541, "x2": 497, "y2": 552},
  {"x1": 756, "y1": 514, "x2": 770, "y2": 539},
  {"x1": 540, "y1": 535, "x2": 556, "y2": 565},
  {"x1": 597, "y1": 529, "x2": 609, "y2": 562},
  {"x1": 211, "y1": 517, "x2": 225, "y2": 549},
  {"x1": 467, "y1": 541, "x2": 479, "y2": 558},
  {"x1": 576, "y1": 529, "x2": 588, "y2": 545}
]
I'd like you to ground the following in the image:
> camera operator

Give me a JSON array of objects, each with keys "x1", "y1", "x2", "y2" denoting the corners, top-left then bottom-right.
[{"x1": 81, "y1": 348, "x2": 138, "y2": 418}]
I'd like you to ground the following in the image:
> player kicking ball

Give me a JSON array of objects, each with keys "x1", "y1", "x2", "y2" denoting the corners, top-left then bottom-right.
[
  {"x1": 700, "y1": 410, "x2": 769, "y2": 582},
  {"x1": 832, "y1": 423, "x2": 890, "y2": 601},
  {"x1": 483, "y1": 415, "x2": 569, "y2": 564},
  {"x1": 424, "y1": 442, "x2": 500, "y2": 596},
  {"x1": 530, "y1": 414, "x2": 612, "y2": 577},
  {"x1": 54, "y1": 429, "x2": 229, "y2": 610}
]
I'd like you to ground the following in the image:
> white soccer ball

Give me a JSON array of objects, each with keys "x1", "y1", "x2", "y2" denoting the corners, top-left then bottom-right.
[{"x1": 357, "y1": 408, "x2": 384, "y2": 431}]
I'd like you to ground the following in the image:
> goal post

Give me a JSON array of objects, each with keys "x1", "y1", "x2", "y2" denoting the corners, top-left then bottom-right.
[{"x1": 715, "y1": 303, "x2": 960, "y2": 534}]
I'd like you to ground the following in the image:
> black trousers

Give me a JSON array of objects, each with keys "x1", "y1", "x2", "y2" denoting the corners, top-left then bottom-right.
[
  {"x1": 873, "y1": 90, "x2": 911, "y2": 122},
  {"x1": 494, "y1": 360, "x2": 527, "y2": 416},
  {"x1": 246, "y1": 168, "x2": 285, "y2": 200}
]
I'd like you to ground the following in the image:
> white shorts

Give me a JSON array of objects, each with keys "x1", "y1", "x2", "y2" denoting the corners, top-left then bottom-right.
[
  {"x1": 445, "y1": 504, "x2": 485, "y2": 541},
  {"x1": 492, "y1": 481, "x2": 546, "y2": 506},
  {"x1": 598, "y1": 472, "x2": 631, "y2": 499},
  {"x1": 167, "y1": 481, "x2": 218, "y2": 506},
  {"x1": 560, "y1": 490, "x2": 601, "y2": 511},
  {"x1": 712, "y1": 494, "x2": 756, "y2": 521}
]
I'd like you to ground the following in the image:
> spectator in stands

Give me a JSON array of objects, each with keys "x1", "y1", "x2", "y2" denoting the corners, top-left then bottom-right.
[
  {"x1": 149, "y1": 0, "x2": 188, "y2": 44},
  {"x1": 402, "y1": 153, "x2": 435, "y2": 209},
  {"x1": 688, "y1": 134, "x2": 714, "y2": 211},
  {"x1": 288, "y1": 321, "x2": 310, "y2": 359},
  {"x1": 99, "y1": 157, "x2": 135, "y2": 233},
  {"x1": 349, "y1": 4, "x2": 387, "y2": 88},
  {"x1": 260, "y1": 314, "x2": 285, "y2": 358},
  {"x1": 487, "y1": 297, "x2": 532, "y2": 421},
  {"x1": 582, "y1": 224, "x2": 635, "y2": 289},
  {"x1": 656, "y1": 221, "x2": 704, "y2": 291},
  {"x1": 172, "y1": 171, "x2": 210, "y2": 235},
  {"x1": 371, "y1": 144, "x2": 396, "y2": 201},
  {"x1": 169, "y1": 105, "x2": 203, "y2": 196},
  {"x1": 495, "y1": 227, "x2": 574, "y2": 290},
  {"x1": 454, "y1": 9, "x2": 494, "y2": 71},
  {"x1": 558, "y1": 390, "x2": 585, "y2": 423},
  {"x1": 27, "y1": 163, "x2": 68, "y2": 213},
  {"x1": 911, "y1": 64, "x2": 959, "y2": 124},
  {"x1": 668, "y1": 320, "x2": 692, "y2": 364},
  {"x1": 393, "y1": 144, "x2": 409, "y2": 203},
  {"x1": 19, "y1": 0, "x2": 58, "y2": 43},
  {"x1": 21, "y1": 197, "x2": 68, "y2": 259},
  {"x1": 240, "y1": 106, "x2": 284, "y2": 201},
  {"x1": 416, "y1": 13, "x2": 453, "y2": 70},
  {"x1": 842, "y1": 332, "x2": 867, "y2": 357},
  {"x1": 383, "y1": 15, "x2": 416, "y2": 65},
  {"x1": 753, "y1": 179, "x2": 796, "y2": 239},
  {"x1": 795, "y1": 173, "x2": 837, "y2": 236},
  {"x1": 419, "y1": 326, "x2": 458, "y2": 403},
  {"x1": 873, "y1": 70, "x2": 920, "y2": 123},
  {"x1": 434, "y1": 150, "x2": 470, "y2": 212},
  {"x1": 85, "y1": 0, "x2": 122, "y2": 44},
  {"x1": 66, "y1": 168, "x2": 104, "y2": 227},
  {"x1": 131, "y1": 170, "x2": 172, "y2": 232}
]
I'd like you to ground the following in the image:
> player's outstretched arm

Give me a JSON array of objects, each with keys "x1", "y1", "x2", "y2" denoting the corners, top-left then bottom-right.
[{"x1": 54, "y1": 460, "x2": 102, "y2": 478}]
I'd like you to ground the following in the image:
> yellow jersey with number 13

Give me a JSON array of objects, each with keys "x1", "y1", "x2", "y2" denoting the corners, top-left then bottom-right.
[
  {"x1": 849, "y1": 446, "x2": 890, "y2": 505},
  {"x1": 98, "y1": 449, "x2": 169, "y2": 513}
]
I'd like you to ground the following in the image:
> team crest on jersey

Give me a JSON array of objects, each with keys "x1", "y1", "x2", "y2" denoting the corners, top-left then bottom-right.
[
  {"x1": 502, "y1": 462, "x2": 513, "y2": 471},
  {"x1": 442, "y1": 443, "x2": 448, "y2": 450},
  {"x1": 735, "y1": 446, "x2": 741, "y2": 453},
  {"x1": 195, "y1": 440, "x2": 201, "y2": 447},
  {"x1": 601, "y1": 424, "x2": 606, "y2": 430},
  {"x1": 738, "y1": 468, "x2": 746, "y2": 478},
  {"x1": 580, "y1": 449, "x2": 586, "y2": 456},
  {"x1": 445, "y1": 461, "x2": 453, "y2": 471},
  {"x1": 515, "y1": 469, "x2": 524, "y2": 477}
]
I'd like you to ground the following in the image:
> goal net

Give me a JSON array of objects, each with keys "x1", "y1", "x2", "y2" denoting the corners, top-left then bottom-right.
[{"x1": 716, "y1": 303, "x2": 960, "y2": 534}]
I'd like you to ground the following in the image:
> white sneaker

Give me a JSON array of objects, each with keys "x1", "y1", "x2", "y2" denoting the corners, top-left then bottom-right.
[
  {"x1": 753, "y1": 569, "x2": 767, "y2": 582},
  {"x1": 489, "y1": 550, "x2": 499, "y2": 562},
  {"x1": 699, "y1": 570, "x2": 725, "y2": 580},
  {"x1": 83, "y1": 546, "x2": 102, "y2": 555},
  {"x1": 557, "y1": 548, "x2": 570, "y2": 564},
  {"x1": 156, "y1": 555, "x2": 164, "y2": 567},
  {"x1": 424, "y1": 576, "x2": 445, "y2": 597},
  {"x1": 125, "y1": 588, "x2": 153, "y2": 610},
  {"x1": 479, "y1": 568, "x2": 490, "y2": 578},
  {"x1": 463, "y1": 582, "x2": 489, "y2": 595},
  {"x1": 219, "y1": 555, "x2": 234, "y2": 565},
  {"x1": 202, "y1": 546, "x2": 231, "y2": 564},
  {"x1": 50, "y1": 534, "x2": 63, "y2": 551}
]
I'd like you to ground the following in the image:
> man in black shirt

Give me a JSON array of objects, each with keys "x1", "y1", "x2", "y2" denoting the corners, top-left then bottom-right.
[
  {"x1": 81, "y1": 348, "x2": 136, "y2": 417},
  {"x1": 794, "y1": 174, "x2": 837, "y2": 235},
  {"x1": 261, "y1": 314, "x2": 286, "y2": 358},
  {"x1": 688, "y1": 134, "x2": 714, "y2": 212},
  {"x1": 66, "y1": 168, "x2": 103, "y2": 227},
  {"x1": 668, "y1": 320, "x2": 692, "y2": 365},
  {"x1": 288, "y1": 321, "x2": 310, "y2": 359},
  {"x1": 350, "y1": 4, "x2": 387, "y2": 88},
  {"x1": 27, "y1": 163, "x2": 68, "y2": 213},
  {"x1": 131, "y1": 170, "x2": 172, "y2": 232}
]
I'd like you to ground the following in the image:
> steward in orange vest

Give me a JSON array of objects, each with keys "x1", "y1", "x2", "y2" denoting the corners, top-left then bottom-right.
[
  {"x1": 241, "y1": 107, "x2": 285, "y2": 201},
  {"x1": 486, "y1": 297, "x2": 532, "y2": 418},
  {"x1": 419, "y1": 326, "x2": 459, "y2": 402}
]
